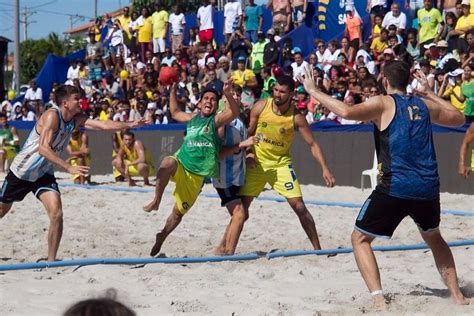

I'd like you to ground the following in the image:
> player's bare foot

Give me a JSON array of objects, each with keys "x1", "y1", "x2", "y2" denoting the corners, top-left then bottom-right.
[
  {"x1": 150, "y1": 232, "x2": 166, "y2": 256},
  {"x1": 128, "y1": 179, "x2": 137, "y2": 187},
  {"x1": 213, "y1": 246, "x2": 226, "y2": 256},
  {"x1": 143, "y1": 198, "x2": 160, "y2": 212},
  {"x1": 453, "y1": 294, "x2": 470, "y2": 305},
  {"x1": 371, "y1": 294, "x2": 387, "y2": 311}
]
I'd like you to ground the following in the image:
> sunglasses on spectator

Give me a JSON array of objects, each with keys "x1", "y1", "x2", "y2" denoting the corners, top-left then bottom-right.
[{"x1": 370, "y1": 89, "x2": 378, "y2": 93}]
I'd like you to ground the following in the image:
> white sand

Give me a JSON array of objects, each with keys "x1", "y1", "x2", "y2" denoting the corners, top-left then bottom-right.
[{"x1": 0, "y1": 173, "x2": 473, "y2": 315}]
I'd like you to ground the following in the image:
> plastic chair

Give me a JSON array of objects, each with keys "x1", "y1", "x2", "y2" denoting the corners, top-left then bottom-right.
[{"x1": 361, "y1": 151, "x2": 379, "y2": 191}]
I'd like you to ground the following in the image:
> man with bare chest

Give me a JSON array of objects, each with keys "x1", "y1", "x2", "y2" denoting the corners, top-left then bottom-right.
[{"x1": 267, "y1": 0, "x2": 291, "y2": 36}]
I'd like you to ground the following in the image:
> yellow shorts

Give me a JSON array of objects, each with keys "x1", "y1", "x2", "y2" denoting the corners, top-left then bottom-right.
[
  {"x1": 239, "y1": 163, "x2": 302, "y2": 199},
  {"x1": 170, "y1": 157, "x2": 205, "y2": 215},
  {"x1": 1, "y1": 146, "x2": 17, "y2": 161},
  {"x1": 70, "y1": 156, "x2": 91, "y2": 180}
]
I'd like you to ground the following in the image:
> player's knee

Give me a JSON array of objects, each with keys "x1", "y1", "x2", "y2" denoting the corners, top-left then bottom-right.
[
  {"x1": 160, "y1": 157, "x2": 176, "y2": 169},
  {"x1": 49, "y1": 208, "x2": 63, "y2": 223},
  {"x1": 233, "y1": 206, "x2": 249, "y2": 222},
  {"x1": 351, "y1": 230, "x2": 371, "y2": 246},
  {"x1": 292, "y1": 201, "x2": 307, "y2": 216}
]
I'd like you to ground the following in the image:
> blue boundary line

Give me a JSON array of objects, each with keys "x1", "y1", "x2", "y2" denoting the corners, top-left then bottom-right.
[
  {"x1": 0, "y1": 239, "x2": 472, "y2": 271},
  {"x1": 59, "y1": 183, "x2": 474, "y2": 217}
]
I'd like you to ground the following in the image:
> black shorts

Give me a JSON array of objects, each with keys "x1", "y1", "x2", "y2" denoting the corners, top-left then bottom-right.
[
  {"x1": 215, "y1": 185, "x2": 242, "y2": 207},
  {"x1": 355, "y1": 190, "x2": 440, "y2": 239},
  {"x1": 0, "y1": 171, "x2": 60, "y2": 204}
]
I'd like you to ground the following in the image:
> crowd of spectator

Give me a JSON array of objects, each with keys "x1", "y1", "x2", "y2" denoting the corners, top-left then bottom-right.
[{"x1": 1, "y1": 0, "x2": 473, "y2": 125}]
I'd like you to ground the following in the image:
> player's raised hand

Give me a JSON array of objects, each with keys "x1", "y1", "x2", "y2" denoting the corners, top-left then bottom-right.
[
  {"x1": 297, "y1": 65, "x2": 317, "y2": 94},
  {"x1": 413, "y1": 70, "x2": 431, "y2": 96},
  {"x1": 223, "y1": 78, "x2": 234, "y2": 95}
]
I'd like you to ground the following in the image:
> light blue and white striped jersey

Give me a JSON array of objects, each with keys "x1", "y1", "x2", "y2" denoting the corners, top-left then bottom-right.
[
  {"x1": 212, "y1": 117, "x2": 247, "y2": 189},
  {"x1": 10, "y1": 106, "x2": 76, "y2": 181}
]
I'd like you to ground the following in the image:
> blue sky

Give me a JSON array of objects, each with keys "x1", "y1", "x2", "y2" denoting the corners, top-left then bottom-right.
[
  {"x1": 0, "y1": 0, "x2": 269, "y2": 43},
  {"x1": 0, "y1": 0, "x2": 131, "y2": 42}
]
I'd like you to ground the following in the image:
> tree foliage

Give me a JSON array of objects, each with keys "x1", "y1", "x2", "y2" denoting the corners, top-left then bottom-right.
[
  {"x1": 131, "y1": 0, "x2": 201, "y2": 14},
  {"x1": 19, "y1": 32, "x2": 86, "y2": 84}
]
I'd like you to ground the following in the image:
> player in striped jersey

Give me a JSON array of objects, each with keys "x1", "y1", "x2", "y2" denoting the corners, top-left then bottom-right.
[
  {"x1": 212, "y1": 85, "x2": 258, "y2": 255},
  {"x1": 0, "y1": 85, "x2": 148, "y2": 261}
]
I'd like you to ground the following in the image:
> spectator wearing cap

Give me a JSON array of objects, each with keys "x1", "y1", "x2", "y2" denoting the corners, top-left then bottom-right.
[
  {"x1": 197, "y1": 0, "x2": 215, "y2": 45},
  {"x1": 155, "y1": 108, "x2": 168, "y2": 124},
  {"x1": 263, "y1": 29, "x2": 280, "y2": 67},
  {"x1": 244, "y1": 0, "x2": 263, "y2": 43},
  {"x1": 169, "y1": 4, "x2": 186, "y2": 53},
  {"x1": 135, "y1": 7, "x2": 153, "y2": 63},
  {"x1": 250, "y1": 31, "x2": 268, "y2": 77},
  {"x1": 267, "y1": 0, "x2": 291, "y2": 36},
  {"x1": 85, "y1": 31, "x2": 104, "y2": 82},
  {"x1": 232, "y1": 56, "x2": 257, "y2": 87},
  {"x1": 418, "y1": 0, "x2": 443, "y2": 56},
  {"x1": 435, "y1": 40, "x2": 456, "y2": 70},
  {"x1": 344, "y1": 5, "x2": 363, "y2": 54},
  {"x1": 226, "y1": 26, "x2": 252, "y2": 70},
  {"x1": 438, "y1": 68, "x2": 466, "y2": 113},
  {"x1": 382, "y1": 3, "x2": 407, "y2": 35},
  {"x1": 224, "y1": 0, "x2": 243, "y2": 43},
  {"x1": 291, "y1": 47, "x2": 309, "y2": 80}
]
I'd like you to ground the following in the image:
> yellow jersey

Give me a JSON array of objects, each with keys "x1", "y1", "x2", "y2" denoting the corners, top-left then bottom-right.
[
  {"x1": 254, "y1": 98, "x2": 295, "y2": 168},
  {"x1": 69, "y1": 134, "x2": 91, "y2": 162},
  {"x1": 137, "y1": 16, "x2": 153, "y2": 43},
  {"x1": 122, "y1": 142, "x2": 155, "y2": 169}
]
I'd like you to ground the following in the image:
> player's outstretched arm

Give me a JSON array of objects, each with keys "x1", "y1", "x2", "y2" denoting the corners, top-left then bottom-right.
[
  {"x1": 299, "y1": 65, "x2": 384, "y2": 122},
  {"x1": 215, "y1": 79, "x2": 241, "y2": 128},
  {"x1": 80, "y1": 113, "x2": 151, "y2": 131},
  {"x1": 38, "y1": 111, "x2": 89, "y2": 176},
  {"x1": 295, "y1": 113, "x2": 335, "y2": 187},
  {"x1": 169, "y1": 83, "x2": 195, "y2": 123},
  {"x1": 459, "y1": 123, "x2": 474, "y2": 178},
  {"x1": 413, "y1": 70, "x2": 465, "y2": 127}
]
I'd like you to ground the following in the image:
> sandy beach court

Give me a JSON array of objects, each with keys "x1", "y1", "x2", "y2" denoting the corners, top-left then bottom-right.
[{"x1": 0, "y1": 174, "x2": 473, "y2": 315}]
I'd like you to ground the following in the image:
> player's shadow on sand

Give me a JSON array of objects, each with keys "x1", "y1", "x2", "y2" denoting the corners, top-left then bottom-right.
[{"x1": 408, "y1": 282, "x2": 474, "y2": 298}]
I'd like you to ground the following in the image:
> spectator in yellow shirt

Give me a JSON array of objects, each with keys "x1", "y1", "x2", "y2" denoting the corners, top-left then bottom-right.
[
  {"x1": 152, "y1": 2, "x2": 169, "y2": 55},
  {"x1": 118, "y1": 6, "x2": 132, "y2": 46},
  {"x1": 136, "y1": 7, "x2": 153, "y2": 63},
  {"x1": 438, "y1": 69, "x2": 466, "y2": 113},
  {"x1": 371, "y1": 28, "x2": 389, "y2": 60}
]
